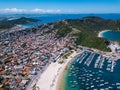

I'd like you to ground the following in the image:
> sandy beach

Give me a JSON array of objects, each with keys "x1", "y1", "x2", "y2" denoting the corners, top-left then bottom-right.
[
  {"x1": 35, "y1": 51, "x2": 80, "y2": 90},
  {"x1": 98, "y1": 30, "x2": 105, "y2": 37},
  {"x1": 98, "y1": 30, "x2": 111, "y2": 37}
]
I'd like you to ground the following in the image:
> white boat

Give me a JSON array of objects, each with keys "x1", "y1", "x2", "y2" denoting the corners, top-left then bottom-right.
[
  {"x1": 86, "y1": 87, "x2": 90, "y2": 89},
  {"x1": 100, "y1": 84, "x2": 104, "y2": 86},
  {"x1": 116, "y1": 83, "x2": 120, "y2": 86},
  {"x1": 117, "y1": 86, "x2": 120, "y2": 89},
  {"x1": 91, "y1": 85, "x2": 94, "y2": 88}
]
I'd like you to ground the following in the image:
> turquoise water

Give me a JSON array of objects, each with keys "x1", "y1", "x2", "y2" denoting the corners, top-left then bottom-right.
[
  {"x1": 65, "y1": 51, "x2": 120, "y2": 90},
  {"x1": 101, "y1": 30, "x2": 120, "y2": 40}
]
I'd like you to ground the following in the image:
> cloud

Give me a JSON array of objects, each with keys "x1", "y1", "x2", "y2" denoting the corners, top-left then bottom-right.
[
  {"x1": 31, "y1": 8, "x2": 61, "y2": 13},
  {"x1": 0, "y1": 8, "x2": 61, "y2": 13},
  {"x1": 0, "y1": 8, "x2": 27, "y2": 13}
]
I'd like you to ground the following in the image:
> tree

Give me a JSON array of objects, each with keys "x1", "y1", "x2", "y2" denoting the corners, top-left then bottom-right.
[
  {"x1": 0, "y1": 75, "x2": 4, "y2": 83},
  {"x1": 21, "y1": 43, "x2": 27, "y2": 48}
]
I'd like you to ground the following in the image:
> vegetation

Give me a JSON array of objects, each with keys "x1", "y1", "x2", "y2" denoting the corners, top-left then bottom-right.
[
  {"x1": 74, "y1": 31, "x2": 111, "y2": 51},
  {"x1": 32, "y1": 28, "x2": 38, "y2": 34},
  {"x1": 54, "y1": 22, "x2": 72, "y2": 38},
  {"x1": 21, "y1": 42, "x2": 27, "y2": 48},
  {"x1": 1, "y1": 16, "x2": 119, "y2": 52},
  {"x1": 58, "y1": 60, "x2": 64, "y2": 64},
  {"x1": 1, "y1": 84, "x2": 10, "y2": 90},
  {"x1": 32, "y1": 84, "x2": 40, "y2": 90},
  {"x1": 67, "y1": 16, "x2": 120, "y2": 32},
  {"x1": 0, "y1": 76, "x2": 4, "y2": 84},
  {"x1": 60, "y1": 16, "x2": 120, "y2": 52},
  {"x1": 4, "y1": 59, "x2": 11, "y2": 64},
  {"x1": 0, "y1": 76, "x2": 9, "y2": 90},
  {"x1": 63, "y1": 51, "x2": 73, "y2": 59},
  {"x1": 52, "y1": 16, "x2": 120, "y2": 52},
  {"x1": 0, "y1": 17, "x2": 39, "y2": 29}
]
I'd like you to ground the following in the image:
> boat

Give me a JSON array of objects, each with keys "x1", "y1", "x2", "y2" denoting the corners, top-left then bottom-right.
[
  {"x1": 116, "y1": 83, "x2": 120, "y2": 86},
  {"x1": 104, "y1": 82, "x2": 109, "y2": 85},
  {"x1": 96, "y1": 80, "x2": 99, "y2": 83},
  {"x1": 108, "y1": 86, "x2": 113, "y2": 89},
  {"x1": 100, "y1": 84, "x2": 104, "y2": 86},
  {"x1": 91, "y1": 85, "x2": 94, "y2": 88},
  {"x1": 71, "y1": 85, "x2": 76, "y2": 88},
  {"x1": 86, "y1": 87, "x2": 90, "y2": 90},
  {"x1": 117, "y1": 86, "x2": 120, "y2": 89},
  {"x1": 100, "y1": 80, "x2": 104, "y2": 82}
]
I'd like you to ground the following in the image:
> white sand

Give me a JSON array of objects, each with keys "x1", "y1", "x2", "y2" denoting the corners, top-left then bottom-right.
[
  {"x1": 98, "y1": 30, "x2": 111, "y2": 37},
  {"x1": 98, "y1": 31, "x2": 104, "y2": 37},
  {"x1": 35, "y1": 51, "x2": 79, "y2": 90}
]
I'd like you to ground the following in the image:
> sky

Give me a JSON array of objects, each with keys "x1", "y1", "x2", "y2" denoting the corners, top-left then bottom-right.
[{"x1": 0, "y1": 0, "x2": 120, "y2": 14}]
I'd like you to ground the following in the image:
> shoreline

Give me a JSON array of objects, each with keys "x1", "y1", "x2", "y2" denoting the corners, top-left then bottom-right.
[
  {"x1": 35, "y1": 51, "x2": 80, "y2": 90},
  {"x1": 56, "y1": 58, "x2": 71, "y2": 90},
  {"x1": 56, "y1": 51, "x2": 82, "y2": 90},
  {"x1": 98, "y1": 30, "x2": 111, "y2": 37}
]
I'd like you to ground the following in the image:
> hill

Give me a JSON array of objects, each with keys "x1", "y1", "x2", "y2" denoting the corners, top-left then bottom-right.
[
  {"x1": 1, "y1": 16, "x2": 120, "y2": 52},
  {"x1": 0, "y1": 17, "x2": 39, "y2": 29},
  {"x1": 52, "y1": 16, "x2": 120, "y2": 51}
]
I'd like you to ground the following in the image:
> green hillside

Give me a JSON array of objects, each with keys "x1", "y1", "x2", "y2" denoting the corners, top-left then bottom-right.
[
  {"x1": 0, "y1": 17, "x2": 39, "y2": 29},
  {"x1": 53, "y1": 16, "x2": 120, "y2": 52}
]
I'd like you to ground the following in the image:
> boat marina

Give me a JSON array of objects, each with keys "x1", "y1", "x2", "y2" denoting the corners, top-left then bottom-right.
[{"x1": 65, "y1": 50, "x2": 120, "y2": 90}]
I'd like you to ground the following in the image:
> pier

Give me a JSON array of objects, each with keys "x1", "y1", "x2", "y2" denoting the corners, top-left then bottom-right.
[
  {"x1": 78, "y1": 52, "x2": 88, "y2": 64},
  {"x1": 84, "y1": 52, "x2": 95, "y2": 66},
  {"x1": 94, "y1": 55, "x2": 102, "y2": 68}
]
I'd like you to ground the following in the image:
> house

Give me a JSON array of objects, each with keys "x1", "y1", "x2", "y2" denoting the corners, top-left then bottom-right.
[{"x1": 30, "y1": 70, "x2": 37, "y2": 75}]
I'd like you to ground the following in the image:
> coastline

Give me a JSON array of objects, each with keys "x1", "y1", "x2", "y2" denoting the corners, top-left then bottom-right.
[
  {"x1": 98, "y1": 30, "x2": 111, "y2": 37},
  {"x1": 56, "y1": 58, "x2": 71, "y2": 90},
  {"x1": 56, "y1": 51, "x2": 82, "y2": 90},
  {"x1": 35, "y1": 51, "x2": 80, "y2": 90}
]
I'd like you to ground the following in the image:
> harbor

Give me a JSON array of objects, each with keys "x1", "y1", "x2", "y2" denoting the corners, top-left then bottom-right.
[{"x1": 64, "y1": 50, "x2": 120, "y2": 90}]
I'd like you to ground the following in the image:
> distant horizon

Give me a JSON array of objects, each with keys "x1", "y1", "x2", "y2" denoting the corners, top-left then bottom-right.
[
  {"x1": 0, "y1": 10, "x2": 120, "y2": 14},
  {"x1": 0, "y1": 0, "x2": 120, "y2": 14},
  {"x1": 1, "y1": 13, "x2": 120, "y2": 15}
]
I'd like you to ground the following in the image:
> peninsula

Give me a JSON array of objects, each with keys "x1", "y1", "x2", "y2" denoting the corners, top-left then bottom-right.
[{"x1": 0, "y1": 17, "x2": 39, "y2": 32}]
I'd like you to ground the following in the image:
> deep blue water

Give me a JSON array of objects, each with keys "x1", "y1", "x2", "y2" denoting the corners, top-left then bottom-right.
[
  {"x1": 65, "y1": 51, "x2": 120, "y2": 90},
  {"x1": 22, "y1": 14, "x2": 120, "y2": 27},
  {"x1": 101, "y1": 30, "x2": 120, "y2": 40}
]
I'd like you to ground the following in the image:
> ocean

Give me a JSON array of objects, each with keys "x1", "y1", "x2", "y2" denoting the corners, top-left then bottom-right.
[
  {"x1": 21, "y1": 14, "x2": 120, "y2": 27},
  {"x1": 64, "y1": 51, "x2": 120, "y2": 90}
]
